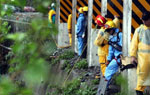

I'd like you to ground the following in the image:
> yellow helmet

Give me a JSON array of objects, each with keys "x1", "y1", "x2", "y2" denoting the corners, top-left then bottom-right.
[
  {"x1": 104, "y1": 20, "x2": 116, "y2": 29},
  {"x1": 78, "y1": 7, "x2": 83, "y2": 13},
  {"x1": 83, "y1": 6, "x2": 88, "y2": 11}
]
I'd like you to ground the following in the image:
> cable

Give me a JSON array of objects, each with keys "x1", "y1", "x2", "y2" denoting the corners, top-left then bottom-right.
[{"x1": 62, "y1": 25, "x2": 98, "y2": 86}]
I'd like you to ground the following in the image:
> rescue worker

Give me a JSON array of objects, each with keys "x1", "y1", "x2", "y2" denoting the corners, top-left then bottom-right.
[
  {"x1": 94, "y1": 15, "x2": 120, "y2": 77},
  {"x1": 94, "y1": 15, "x2": 107, "y2": 77},
  {"x1": 130, "y1": 11, "x2": 150, "y2": 95},
  {"x1": 67, "y1": 14, "x2": 72, "y2": 46},
  {"x1": 82, "y1": 6, "x2": 88, "y2": 58},
  {"x1": 104, "y1": 21, "x2": 122, "y2": 83},
  {"x1": 76, "y1": 7, "x2": 85, "y2": 56},
  {"x1": 48, "y1": 3, "x2": 56, "y2": 24}
]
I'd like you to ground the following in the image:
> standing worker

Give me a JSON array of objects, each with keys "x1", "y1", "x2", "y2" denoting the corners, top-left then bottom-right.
[
  {"x1": 130, "y1": 11, "x2": 150, "y2": 95},
  {"x1": 67, "y1": 14, "x2": 72, "y2": 46},
  {"x1": 76, "y1": 7, "x2": 85, "y2": 56},
  {"x1": 82, "y1": 6, "x2": 88, "y2": 58},
  {"x1": 94, "y1": 15, "x2": 107, "y2": 77},
  {"x1": 48, "y1": 3, "x2": 56, "y2": 24}
]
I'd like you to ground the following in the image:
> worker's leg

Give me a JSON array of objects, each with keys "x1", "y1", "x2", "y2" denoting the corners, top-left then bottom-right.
[
  {"x1": 99, "y1": 56, "x2": 107, "y2": 77},
  {"x1": 104, "y1": 59, "x2": 119, "y2": 81},
  {"x1": 77, "y1": 36, "x2": 84, "y2": 56},
  {"x1": 100, "y1": 63, "x2": 106, "y2": 77},
  {"x1": 135, "y1": 79, "x2": 146, "y2": 95},
  {"x1": 68, "y1": 33, "x2": 72, "y2": 45}
]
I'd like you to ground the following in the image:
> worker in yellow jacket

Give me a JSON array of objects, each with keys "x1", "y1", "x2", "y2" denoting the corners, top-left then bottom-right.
[
  {"x1": 130, "y1": 11, "x2": 150, "y2": 95},
  {"x1": 48, "y1": 3, "x2": 56, "y2": 24},
  {"x1": 94, "y1": 15, "x2": 120, "y2": 77},
  {"x1": 67, "y1": 14, "x2": 72, "y2": 46}
]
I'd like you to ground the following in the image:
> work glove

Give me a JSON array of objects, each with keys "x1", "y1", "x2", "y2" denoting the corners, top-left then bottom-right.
[
  {"x1": 120, "y1": 61, "x2": 137, "y2": 71},
  {"x1": 82, "y1": 33, "x2": 85, "y2": 38},
  {"x1": 103, "y1": 32, "x2": 110, "y2": 41}
]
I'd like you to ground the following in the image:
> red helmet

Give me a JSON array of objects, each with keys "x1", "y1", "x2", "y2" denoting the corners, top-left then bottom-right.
[{"x1": 95, "y1": 15, "x2": 106, "y2": 26}]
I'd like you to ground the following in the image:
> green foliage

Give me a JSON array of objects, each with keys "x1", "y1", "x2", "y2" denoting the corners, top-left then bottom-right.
[
  {"x1": 0, "y1": 76, "x2": 17, "y2": 95},
  {"x1": 51, "y1": 57, "x2": 60, "y2": 65},
  {"x1": 115, "y1": 75, "x2": 128, "y2": 95},
  {"x1": 63, "y1": 79, "x2": 81, "y2": 95},
  {"x1": 59, "y1": 50, "x2": 75, "y2": 60},
  {"x1": 91, "y1": 79, "x2": 99, "y2": 85},
  {"x1": 75, "y1": 59, "x2": 88, "y2": 69},
  {"x1": 0, "y1": 0, "x2": 59, "y2": 94},
  {"x1": 48, "y1": 78, "x2": 96, "y2": 95}
]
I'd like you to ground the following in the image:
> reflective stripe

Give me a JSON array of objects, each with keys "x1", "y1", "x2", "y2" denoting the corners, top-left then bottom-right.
[{"x1": 138, "y1": 50, "x2": 150, "y2": 53}]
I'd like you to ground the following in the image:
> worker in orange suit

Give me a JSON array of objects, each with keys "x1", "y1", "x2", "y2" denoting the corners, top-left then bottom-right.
[{"x1": 67, "y1": 14, "x2": 72, "y2": 46}]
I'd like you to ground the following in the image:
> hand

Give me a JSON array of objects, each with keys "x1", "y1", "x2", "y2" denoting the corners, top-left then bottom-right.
[
  {"x1": 68, "y1": 29, "x2": 72, "y2": 34},
  {"x1": 114, "y1": 15, "x2": 119, "y2": 18},
  {"x1": 131, "y1": 56, "x2": 138, "y2": 64}
]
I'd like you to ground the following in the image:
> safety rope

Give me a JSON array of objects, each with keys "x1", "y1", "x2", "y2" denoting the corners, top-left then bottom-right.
[
  {"x1": 62, "y1": 25, "x2": 98, "y2": 86},
  {"x1": 62, "y1": 43, "x2": 88, "y2": 87}
]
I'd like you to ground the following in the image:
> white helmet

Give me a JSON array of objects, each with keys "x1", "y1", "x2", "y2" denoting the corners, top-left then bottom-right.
[{"x1": 51, "y1": 3, "x2": 55, "y2": 7}]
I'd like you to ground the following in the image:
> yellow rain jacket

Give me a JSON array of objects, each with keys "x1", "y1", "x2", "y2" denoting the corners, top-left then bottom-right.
[
  {"x1": 94, "y1": 28, "x2": 109, "y2": 76},
  {"x1": 113, "y1": 17, "x2": 120, "y2": 29},
  {"x1": 67, "y1": 14, "x2": 72, "y2": 30},
  {"x1": 67, "y1": 14, "x2": 72, "y2": 45},
  {"x1": 48, "y1": 9, "x2": 56, "y2": 23},
  {"x1": 94, "y1": 18, "x2": 120, "y2": 76},
  {"x1": 130, "y1": 25, "x2": 150, "y2": 88},
  {"x1": 94, "y1": 28, "x2": 109, "y2": 63}
]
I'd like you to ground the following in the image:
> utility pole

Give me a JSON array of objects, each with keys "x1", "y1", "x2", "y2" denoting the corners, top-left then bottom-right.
[
  {"x1": 72, "y1": 0, "x2": 77, "y2": 50},
  {"x1": 101, "y1": 0, "x2": 107, "y2": 17},
  {"x1": 87, "y1": 0, "x2": 93, "y2": 66},
  {"x1": 123, "y1": 0, "x2": 132, "y2": 94},
  {"x1": 56, "y1": 0, "x2": 60, "y2": 44}
]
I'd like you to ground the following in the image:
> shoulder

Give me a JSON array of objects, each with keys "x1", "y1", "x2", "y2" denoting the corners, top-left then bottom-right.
[
  {"x1": 68, "y1": 14, "x2": 72, "y2": 17},
  {"x1": 136, "y1": 24, "x2": 144, "y2": 33}
]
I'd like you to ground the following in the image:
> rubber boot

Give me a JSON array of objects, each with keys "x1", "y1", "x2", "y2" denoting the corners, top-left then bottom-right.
[{"x1": 136, "y1": 90, "x2": 143, "y2": 95}]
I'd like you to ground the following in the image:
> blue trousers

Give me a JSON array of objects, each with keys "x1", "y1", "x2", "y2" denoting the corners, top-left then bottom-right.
[
  {"x1": 105, "y1": 59, "x2": 120, "y2": 81},
  {"x1": 77, "y1": 36, "x2": 84, "y2": 56}
]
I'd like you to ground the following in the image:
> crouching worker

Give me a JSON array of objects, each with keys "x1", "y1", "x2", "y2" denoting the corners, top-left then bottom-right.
[{"x1": 104, "y1": 21, "x2": 122, "y2": 83}]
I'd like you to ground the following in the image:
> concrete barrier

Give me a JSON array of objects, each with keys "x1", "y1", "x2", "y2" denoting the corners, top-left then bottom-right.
[
  {"x1": 57, "y1": 23, "x2": 70, "y2": 47},
  {"x1": 88, "y1": 29, "x2": 99, "y2": 66}
]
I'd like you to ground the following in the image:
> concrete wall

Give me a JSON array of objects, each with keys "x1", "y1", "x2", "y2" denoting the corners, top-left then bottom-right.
[
  {"x1": 88, "y1": 29, "x2": 99, "y2": 66},
  {"x1": 57, "y1": 23, "x2": 70, "y2": 47}
]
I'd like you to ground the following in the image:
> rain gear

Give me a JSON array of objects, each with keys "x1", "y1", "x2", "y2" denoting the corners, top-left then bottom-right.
[
  {"x1": 48, "y1": 9, "x2": 56, "y2": 24},
  {"x1": 130, "y1": 24, "x2": 150, "y2": 91},
  {"x1": 76, "y1": 13, "x2": 85, "y2": 56},
  {"x1": 113, "y1": 18, "x2": 120, "y2": 29},
  {"x1": 94, "y1": 18, "x2": 120, "y2": 76},
  {"x1": 67, "y1": 14, "x2": 72, "y2": 45},
  {"x1": 105, "y1": 28, "x2": 122, "y2": 81},
  {"x1": 94, "y1": 28, "x2": 109, "y2": 76}
]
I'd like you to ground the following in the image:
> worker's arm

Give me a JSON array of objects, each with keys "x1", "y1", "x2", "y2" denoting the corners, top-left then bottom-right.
[
  {"x1": 76, "y1": 17, "x2": 84, "y2": 35},
  {"x1": 113, "y1": 16, "x2": 120, "y2": 29},
  {"x1": 67, "y1": 14, "x2": 72, "y2": 31},
  {"x1": 94, "y1": 30, "x2": 106, "y2": 46},
  {"x1": 48, "y1": 11, "x2": 52, "y2": 23}
]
